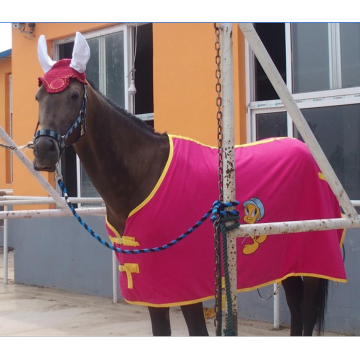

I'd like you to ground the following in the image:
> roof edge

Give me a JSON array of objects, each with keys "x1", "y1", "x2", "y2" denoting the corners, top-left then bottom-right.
[{"x1": 0, "y1": 49, "x2": 12, "y2": 60}]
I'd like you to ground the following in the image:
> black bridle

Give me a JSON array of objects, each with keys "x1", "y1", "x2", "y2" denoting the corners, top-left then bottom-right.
[{"x1": 33, "y1": 86, "x2": 88, "y2": 156}]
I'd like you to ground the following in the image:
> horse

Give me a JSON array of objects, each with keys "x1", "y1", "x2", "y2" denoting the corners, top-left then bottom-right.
[{"x1": 32, "y1": 32, "x2": 346, "y2": 336}]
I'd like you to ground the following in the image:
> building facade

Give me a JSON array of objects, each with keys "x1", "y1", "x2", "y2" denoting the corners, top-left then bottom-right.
[
  {"x1": 1, "y1": 23, "x2": 360, "y2": 335},
  {"x1": 1, "y1": 23, "x2": 245, "y2": 202}
]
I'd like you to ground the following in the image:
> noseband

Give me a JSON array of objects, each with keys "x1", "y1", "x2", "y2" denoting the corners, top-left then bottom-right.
[{"x1": 33, "y1": 86, "x2": 88, "y2": 156}]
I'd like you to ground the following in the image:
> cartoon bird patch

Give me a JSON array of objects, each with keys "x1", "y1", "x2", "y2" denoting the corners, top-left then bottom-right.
[{"x1": 242, "y1": 197, "x2": 267, "y2": 255}]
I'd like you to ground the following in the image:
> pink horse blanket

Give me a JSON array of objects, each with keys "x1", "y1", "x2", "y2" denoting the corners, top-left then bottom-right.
[{"x1": 105, "y1": 136, "x2": 346, "y2": 307}]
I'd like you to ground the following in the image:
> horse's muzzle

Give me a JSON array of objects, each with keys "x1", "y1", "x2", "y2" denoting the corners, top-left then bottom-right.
[{"x1": 33, "y1": 136, "x2": 60, "y2": 172}]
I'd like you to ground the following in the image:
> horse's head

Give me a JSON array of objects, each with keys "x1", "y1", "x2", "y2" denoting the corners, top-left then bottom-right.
[{"x1": 33, "y1": 32, "x2": 90, "y2": 172}]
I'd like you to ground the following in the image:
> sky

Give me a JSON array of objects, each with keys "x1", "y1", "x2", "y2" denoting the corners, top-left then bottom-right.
[
  {"x1": 0, "y1": 22, "x2": 11, "y2": 52},
  {"x1": 0, "y1": 3, "x2": 355, "y2": 54}
]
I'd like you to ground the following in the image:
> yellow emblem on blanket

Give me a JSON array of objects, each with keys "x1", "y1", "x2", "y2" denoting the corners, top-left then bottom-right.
[
  {"x1": 109, "y1": 236, "x2": 140, "y2": 247},
  {"x1": 119, "y1": 263, "x2": 140, "y2": 289}
]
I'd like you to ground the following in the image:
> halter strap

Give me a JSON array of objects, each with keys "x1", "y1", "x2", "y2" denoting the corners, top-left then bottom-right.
[{"x1": 33, "y1": 86, "x2": 88, "y2": 155}]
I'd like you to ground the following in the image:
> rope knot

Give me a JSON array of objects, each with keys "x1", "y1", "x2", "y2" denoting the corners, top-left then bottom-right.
[{"x1": 211, "y1": 200, "x2": 240, "y2": 230}]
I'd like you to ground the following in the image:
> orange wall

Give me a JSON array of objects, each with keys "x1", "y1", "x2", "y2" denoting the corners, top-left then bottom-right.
[
  {"x1": 0, "y1": 57, "x2": 12, "y2": 191},
  {"x1": 153, "y1": 23, "x2": 246, "y2": 147},
  {"x1": 5, "y1": 22, "x2": 247, "y2": 207}
]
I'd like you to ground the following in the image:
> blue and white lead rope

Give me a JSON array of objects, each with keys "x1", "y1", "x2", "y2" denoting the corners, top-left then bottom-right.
[{"x1": 57, "y1": 178, "x2": 239, "y2": 255}]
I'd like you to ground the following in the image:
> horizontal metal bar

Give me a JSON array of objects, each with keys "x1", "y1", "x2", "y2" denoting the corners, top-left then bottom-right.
[
  {"x1": 0, "y1": 189, "x2": 13, "y2": 195},
  {"x1": 0, "y1": 207, "x2": 106, "y2": 220},
  {"x1": 0, "y1": 197, "x2": 104, "y2": 206},
  {"x1": 234, "y1": 216, "x2": 360, "y2": 238}
]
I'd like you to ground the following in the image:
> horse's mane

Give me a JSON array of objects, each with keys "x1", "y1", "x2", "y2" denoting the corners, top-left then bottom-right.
[{"x1": 87, "y1": 80, "x2": 164, "y2": 136}]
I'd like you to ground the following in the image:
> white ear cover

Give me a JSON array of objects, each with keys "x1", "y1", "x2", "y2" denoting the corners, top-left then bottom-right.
[
  {"x1": 70, "y1": 32, "x2": 90, "y2": 73},
  {"x1": 37, "y1": 35, "x2": 56, "y2": 73}
]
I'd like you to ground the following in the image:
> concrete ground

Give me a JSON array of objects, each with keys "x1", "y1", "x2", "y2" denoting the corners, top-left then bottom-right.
[{"x1": 0, "y1": 248, "x2": 344, "y2": 337}]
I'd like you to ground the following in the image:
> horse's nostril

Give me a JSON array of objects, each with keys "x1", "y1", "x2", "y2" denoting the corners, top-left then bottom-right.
[{"x1": 49, "y1": 139, "x2": 57, "y2": 152}]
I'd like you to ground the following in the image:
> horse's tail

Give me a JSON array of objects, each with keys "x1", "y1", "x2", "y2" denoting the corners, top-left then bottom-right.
[{"x1": 315, "y1": 278, "x2": 328, "y2": 335}]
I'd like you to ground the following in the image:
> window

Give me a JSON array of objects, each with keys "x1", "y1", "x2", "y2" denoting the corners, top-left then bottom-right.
[
  {"x1": 54, "y1": 24, "x2": 154, "y2": 204},
  {"x1": 247, "y1": 23, "x2": 360, "y2": 200}
]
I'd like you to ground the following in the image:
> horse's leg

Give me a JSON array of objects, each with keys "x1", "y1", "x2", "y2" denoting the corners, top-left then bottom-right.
[
  {"x1": 180, "y1": 302, "x2": 209, "y2": 336},
  {"x1": 282, "y1": 276, "x2": 304, "y2": 336},
  {"x1": 302, "y1": 277, "x2": 328, "y2": 336},
  {"x1": 148, "y1": 307, "x2": 171, "y2": 336}
]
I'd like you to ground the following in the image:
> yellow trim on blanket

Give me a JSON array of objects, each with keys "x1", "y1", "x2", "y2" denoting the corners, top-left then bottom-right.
[
  {"x1": 123, "y1": 295, "x2": 219, "y2": 308},
  {"x1": 127, "y1": 135, "x2": 175, "y2": 218},
  {"x1": 235, "y1": 137, "x2": 288, "y2": 148},
  {"x1": 122, "y1": 273, "x2": 347, "y2": 308},
  {"x1": 105, "y1": 218, "x2": 121, "y2": 238},
  {"x1": 170, "y1": 135, "x2": 217, "y2": 149},
  {"x1": 119, "y1": 263, "x2": 139, "y2": 289},
  {"x1": 318, "y1": 172, "x2": 327, "y2": 181},
  {"x1": 238, "y1": 273, "x2": 347, "y2": 293},
  {"x1": 171, "y1": 135, "x2": 288, "y2": 150},
  {"x1": 340, "y1": 213, "x2": 346, "y2": 248}
]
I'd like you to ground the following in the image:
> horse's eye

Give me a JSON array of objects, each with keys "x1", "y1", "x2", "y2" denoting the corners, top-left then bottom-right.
[{"x1": 71, "y1": 92, "x2": 80, "y2": 100}]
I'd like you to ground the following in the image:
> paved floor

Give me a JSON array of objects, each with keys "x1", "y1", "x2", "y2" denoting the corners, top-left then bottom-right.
[{"x1": 0, "y1": 248, "x2": 343, "y2": 336}]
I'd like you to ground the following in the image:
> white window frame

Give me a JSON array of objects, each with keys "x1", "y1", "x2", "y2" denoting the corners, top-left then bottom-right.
[{"x1": 246, "y1": 22, "x2": 360, "y2": 143}]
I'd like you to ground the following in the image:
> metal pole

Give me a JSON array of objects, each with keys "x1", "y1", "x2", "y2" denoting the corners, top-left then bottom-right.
[
  {"x1": 0, "y1": 207, "x2": 106, "y2": 220},
  {"x1": 3, "y1": 206, "x2": 8, "y2": 285},
  {"x1": 0, "y1": 198, "x2": 104, "y2": 206},
  {"x1": 220, "y1": 22, "x2": 238, "y2": 335},
  {"x1": 237, "y1": 23, "x2": 358, "y2": 220},
  {"x1": 112, "y1": 252, "x2": 118, "y2": 304},
  {"x1": 0, "y1": 125, "x2": 69, "y2": 210},
  {"x1": 273, "y1": 284, "x2": 280, "y2": 329},
  {"x1": 0, "y1": 189, "x2": 13, "y2": 195}
]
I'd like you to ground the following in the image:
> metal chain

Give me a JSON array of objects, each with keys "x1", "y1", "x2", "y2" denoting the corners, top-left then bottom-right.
[
  {"x1": 257, "y1": 283, "x2": 281, "y2": 301},
  {"x1": 214, "y1": 23, "x2": 223, "y2": 336},
  {"x1": 0, "y1": 142, "x2": 34, "y2": 151},
  {"x1": 215, "y1": 24, "x2": 223, "y2": 203}
]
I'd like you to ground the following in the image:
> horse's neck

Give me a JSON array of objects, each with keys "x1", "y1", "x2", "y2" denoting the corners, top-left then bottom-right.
[{"x1": 74, "y1": 86, "x2": 169, "y2": 235}]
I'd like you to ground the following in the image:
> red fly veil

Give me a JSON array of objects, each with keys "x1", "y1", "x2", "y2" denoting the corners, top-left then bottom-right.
[
  {"x1": 37, "y1": 32, "x2": 90, "y2": 94},
  {"x1": 38, "y1": 59, "x2": 87, "y2": 93}
]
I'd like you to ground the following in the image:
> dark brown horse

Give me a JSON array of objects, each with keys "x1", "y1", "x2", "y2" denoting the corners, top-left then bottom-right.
[
  {"x1": 33, "y1": 77, "x2": 334, "y2": 336},
  {"x1": 32, "y1": 32, "x2": 341, "y2": 336}
]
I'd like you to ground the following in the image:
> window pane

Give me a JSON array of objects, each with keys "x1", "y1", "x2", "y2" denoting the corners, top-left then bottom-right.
[
  {"x1": 81, "y1": 165, "x2": 100, "y2": 200},
  {"x1": 105, "y1": 32, "x2": 125, "y2": 107},
  {"x1": 80, "y1": 38, "x2": 101, "y2": 201},
  {"x1": 294, "y1": 104, "x2": 360, "y2": 199},
  {"x1": 292, "y1": 23, "x2": 330, "y2": 93},
  {"x1": 340, "y1": 23, "x2": 360, "y2": 89},
  {"x1": 86, "y1": 38, "x2": 100, "y2": 90},
  {"x1": 254, "y1": 23, "x2": 286, "y2": 101},
  {"x1": 256, "y1": 112, "x2": 287, "y2": 141},
  {"x1": 59, "y1": 42, "x2": 73, "y2": 59}
]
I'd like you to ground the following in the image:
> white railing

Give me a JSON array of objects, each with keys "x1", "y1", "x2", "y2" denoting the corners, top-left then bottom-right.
[{"x1": 0, "y1": 197, "x2": 106, "y2": 287}]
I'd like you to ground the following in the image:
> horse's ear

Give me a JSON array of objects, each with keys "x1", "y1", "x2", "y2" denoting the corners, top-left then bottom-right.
[
  {"x1": 37, "y1": 35, "x2": 56, "y2": 73},
  {"x1": 70, "y1": 32, "x2": 90, "y2": 74}
]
